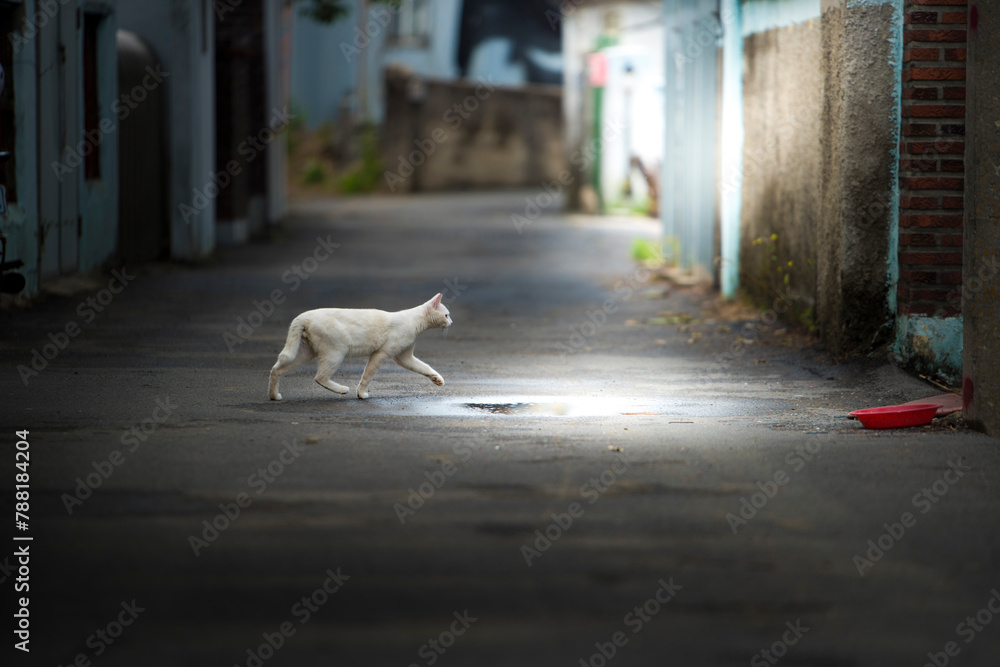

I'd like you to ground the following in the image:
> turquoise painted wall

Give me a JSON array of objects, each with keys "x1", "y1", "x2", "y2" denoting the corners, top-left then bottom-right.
[
  {"x1": 719, "y1": 0, "x2": 742, "y2": 298},
  {"x1": 894, "y1": 315, "x2": 964, "y2": 383},
  {"x1": 80, "y1": 2, "x2": 120, "y2": 272},
  {"x1": 742, "y1": 0, "x2": 820, "y2": 37},
  {"x1": 6, "y1": 0, "x2": 40, "y2": 296},
  {"x1": 291, "y1": 1, "x2": 363, "y2": 128},
  {"x1": 2, "y1": 0, "x2": 121, "y2": 296}
]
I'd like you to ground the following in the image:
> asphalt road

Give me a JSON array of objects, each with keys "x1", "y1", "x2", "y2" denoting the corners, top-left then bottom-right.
[{"x1": 3, "y1": 192, "x2": 999, "y2": 666}]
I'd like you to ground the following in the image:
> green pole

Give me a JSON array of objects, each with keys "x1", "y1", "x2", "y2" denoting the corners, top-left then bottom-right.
[{"x1": 592, "y1": 85, "x2": 603, "y2": 212}]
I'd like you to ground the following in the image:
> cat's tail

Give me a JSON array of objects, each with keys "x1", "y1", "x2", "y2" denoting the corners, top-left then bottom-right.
[{"x1": 277, "y1": 317, "x2": 306, "y2": 364}]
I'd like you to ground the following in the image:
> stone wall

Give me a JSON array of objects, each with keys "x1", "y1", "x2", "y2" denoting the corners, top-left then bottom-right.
[{"x1": 381, "y1": 67, "x2": 564, "y2": 193}]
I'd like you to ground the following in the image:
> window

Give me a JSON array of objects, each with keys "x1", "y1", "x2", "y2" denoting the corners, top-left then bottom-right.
[{"x1": 390, "y1": 0, "x2": 430, "y2": 47}]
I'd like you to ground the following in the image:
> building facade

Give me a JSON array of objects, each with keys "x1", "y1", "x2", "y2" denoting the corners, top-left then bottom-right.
[
  {"x1": 1, "y1": 0, "x2": 121, "y2": 296},
  {"x1": 1, "y1": 0, "x2": 290, "y2": 300}
]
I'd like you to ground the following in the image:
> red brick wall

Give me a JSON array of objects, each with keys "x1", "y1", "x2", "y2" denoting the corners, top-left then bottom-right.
[{"x1": 899, "y1": 0, "x2": 967, "y2": 318}]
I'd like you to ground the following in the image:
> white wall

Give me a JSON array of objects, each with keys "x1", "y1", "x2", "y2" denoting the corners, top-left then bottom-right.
[
  {"x1": 564, "y1": 2, "x2": 665, "y2": 207},
  {"x1": 599, "y1": 44, "x2": 664, "y2": 206}
]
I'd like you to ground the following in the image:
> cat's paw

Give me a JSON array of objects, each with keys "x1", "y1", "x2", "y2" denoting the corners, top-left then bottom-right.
[
  {"x1": 430, "y1": 374, "x2": 445, "y2": 386},
  {"x1": 270, "y1": 393, "x2": 282, "y2": 401},
  {"x1": 357, "y1": 389, "x2": 370, "y2": 399}
]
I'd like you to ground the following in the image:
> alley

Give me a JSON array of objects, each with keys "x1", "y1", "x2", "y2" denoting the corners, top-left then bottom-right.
[{"x1": 4, "y1": 192, "x2": 999, "y2": 666}]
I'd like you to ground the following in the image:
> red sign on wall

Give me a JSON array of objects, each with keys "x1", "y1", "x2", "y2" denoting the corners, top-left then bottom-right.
[{"x1": 587, "y1": 52, "x2": 608, "y2": 87}]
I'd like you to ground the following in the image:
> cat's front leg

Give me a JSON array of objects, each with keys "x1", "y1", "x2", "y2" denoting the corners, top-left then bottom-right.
[
  {"x1": 394, "y1": 347, "x2": 444, "y2": 386},
  {"x1": 269, "y1": 369, "x2": 282, "y2": 401},
  {"x1": 315, "y1": 379, "x2": 350, "y2": 395}
]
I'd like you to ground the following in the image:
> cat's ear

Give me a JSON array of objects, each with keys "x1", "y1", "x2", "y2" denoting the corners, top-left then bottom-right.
[{"x1": 428, "y1": 293, "x2": 443, "y2": 309}]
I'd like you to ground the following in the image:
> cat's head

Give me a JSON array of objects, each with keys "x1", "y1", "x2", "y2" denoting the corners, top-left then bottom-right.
[{"x1": 426, "y1": 293, "x2": 452, "y2": 329}]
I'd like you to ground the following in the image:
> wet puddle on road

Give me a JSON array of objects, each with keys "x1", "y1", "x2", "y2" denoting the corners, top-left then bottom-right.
[
  {"x1": 464, "y1": 402, "x2": 571, "y2": 416},
  {"x1": 459, "y1": 401, "x2": 677, "y2": 417},
  {"x1": 395, "y1": 396, "x2": 726, "y2": 418},
  {"x1": 456, "y1": 396, "x2": 642, "y2": 417}
]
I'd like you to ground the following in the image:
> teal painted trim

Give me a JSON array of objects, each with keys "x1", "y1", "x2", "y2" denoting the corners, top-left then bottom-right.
[
  {"x1": 742, "y1": 0, "x2": 820, "y2": 37},
  {"x1": 719, "y1": 0, "x2": 742, "y2": 298},
  {"x1": 6, "y1": 0, "x2": 40, "y2": 295},
  {"x1": 660, "y1": 0, "x2": 679, "y2": 257},
  {"x1": 892, "y1": 315, "x2": 964, "y2": 383},
  {"x1": 886, "y1": 0, "x2": 903, "y2": 323}
]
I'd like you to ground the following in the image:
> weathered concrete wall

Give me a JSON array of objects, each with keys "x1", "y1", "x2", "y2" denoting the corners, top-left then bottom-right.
[
  {"x1": 381, "y1": 69, "x2": 564, "y2": 192},
  {"x1": 818, "y1": 0, "x2": 901, "y2": 353},
  {"x1": 738, "y1": 19, "x2": 823, "y2": 325},
  {"x1": 963, "y1": 3, "x2": 1000, "y2": 437}
]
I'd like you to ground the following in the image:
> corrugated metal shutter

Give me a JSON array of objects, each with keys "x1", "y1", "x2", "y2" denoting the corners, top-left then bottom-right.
[{"x1": 662, "y1": 0, "x2": 720, "y2": 278}]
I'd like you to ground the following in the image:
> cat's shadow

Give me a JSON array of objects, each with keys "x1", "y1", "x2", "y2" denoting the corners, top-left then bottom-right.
[{"x1": 249, "y1": 393, "x2": 416, "y2": 411}]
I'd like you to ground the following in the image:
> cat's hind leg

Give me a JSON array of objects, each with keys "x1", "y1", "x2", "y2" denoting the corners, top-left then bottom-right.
[
  {"x1": 269, "y1": 341, "x2": 315, "y2": 401},
  {"x1": 394, "y1": 346, "x2": 445, "y2": 387},
  {"x1": 314, "y1": 348, "x2": 350, "y2": 396},
  {"x1": 357, "y1": 350, "x2": 391, "y2": 399}
]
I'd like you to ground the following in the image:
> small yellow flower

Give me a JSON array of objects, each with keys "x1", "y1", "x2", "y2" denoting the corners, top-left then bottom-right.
[
  {"x1": 770, "y1": 233, "x2": 777, "y2": 241},
  {"x1": 787, "y1": 261, "x2": 793, "y2": 267}
]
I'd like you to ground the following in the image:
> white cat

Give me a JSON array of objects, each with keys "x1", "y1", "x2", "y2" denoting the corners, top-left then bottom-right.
[{"x1": 269, "y1": 293, "x2": 452, "y2": 401}]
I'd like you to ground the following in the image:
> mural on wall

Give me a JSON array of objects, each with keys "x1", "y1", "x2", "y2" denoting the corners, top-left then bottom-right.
[{"x1": 457, "y1": 0, "x2": 563, "y2": 85}]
